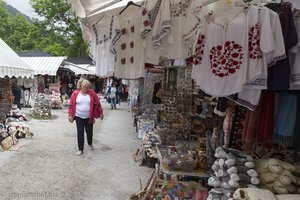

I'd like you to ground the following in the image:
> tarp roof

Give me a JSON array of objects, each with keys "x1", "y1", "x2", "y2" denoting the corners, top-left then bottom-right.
[
  {"x1": 0, "y1": 38, "x2": 34, "y2": 78},
  {"x1": 68, "y1": 0, "x2": 143, "y2": 21},
  {"x1": 21, "y1": 57, "x2": 66, "y2": 76},
  {"x1": 63, "y1": 64, "x2": 96, "y2": 75}
]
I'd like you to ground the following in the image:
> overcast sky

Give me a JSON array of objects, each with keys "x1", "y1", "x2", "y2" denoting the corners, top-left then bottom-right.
[{"x1": 3, "y1": 0, "x2": 39, "y2": 19}]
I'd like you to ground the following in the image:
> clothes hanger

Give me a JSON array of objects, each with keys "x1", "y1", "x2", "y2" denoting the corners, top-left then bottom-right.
[{"x1": 119, "y1": 1, "x2": 141, "y2": 15}]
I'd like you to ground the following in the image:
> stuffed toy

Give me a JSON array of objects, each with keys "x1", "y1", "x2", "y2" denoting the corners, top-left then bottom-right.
[
  {"x1": 260, "y1": 172, "x2": 279, "y2": 184},
  {"x1": 228, "y1": 188, "x2": 277, "y2": 200},
  {"x1": 276, "y1": 194, "x2": 300, "y2": 200},
  {"x1": 255, "y1": 158, "x2": 296, "y2": 175},
  {"x1": 256, "y1": 158, "x2": 300, "y2": 194}
]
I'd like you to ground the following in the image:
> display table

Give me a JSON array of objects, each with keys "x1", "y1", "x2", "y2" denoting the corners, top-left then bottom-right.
[{"x1": 156, "y1": 144, "x2": 210, "y2": 187}]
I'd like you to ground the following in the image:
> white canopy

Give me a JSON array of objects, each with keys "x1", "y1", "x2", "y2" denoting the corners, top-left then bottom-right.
[
  {"x1": 21, "y1": 57, "x2": 66, "y2": 76},
  {"x1": 68, "y1": 0, "x2": 143, "y2": 21},
  {"x1": 0, "y1": 39, "x2": 34, "y2": 78},
  {"x1": 63, "y1": 64, "x2": 96, "y2": 75}
]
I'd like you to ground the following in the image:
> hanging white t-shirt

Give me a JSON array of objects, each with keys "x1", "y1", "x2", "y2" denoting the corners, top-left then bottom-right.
[
  {"x1": 93, "y1": 15, "x2": 120, "y2": 77},
  {"x1": 244, "y1": 7, "x2": 286, "y2": 89},
  {"x1": 140, "y1": 0, "x2": 162, "y2": 65},
  {"x1": 227, "y1": 7, "x2": 286, "y2": 110},
  {"x1": 155, "y1": 0, "x2": 198, "y2": 59},
  {"x1": 194, "y1": 8, "x2": 251, "y2": 96},
  {"x1": 75, "y1": 92, "x2": 90, "y2": 119}
]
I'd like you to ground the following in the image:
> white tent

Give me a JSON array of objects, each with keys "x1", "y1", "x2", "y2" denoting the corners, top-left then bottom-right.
[
  {"x1": 0, "y1": 39, "x2": 34, "y2": 78},
  {"x1": 63, "y1": 64, "x2": 96, "y2": 75},
  {"x1": 21, "y1": 57, "x2": 66, "y2": 76},
  {"x1": 68, "y1": 0, "x2": 143, "y2": 24}
]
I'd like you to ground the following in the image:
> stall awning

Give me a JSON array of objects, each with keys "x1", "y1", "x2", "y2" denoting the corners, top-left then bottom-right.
[
  {"x1": 63, "y1": 64, "x2": 96, "y2": 75},
  {"x1": 67, "y1": 0, "x2": 119, "y2": 18},
  {"x1": 0, "y1": 39, "x2": 34, "y2": 78},
  {"x1": 21, "y1": 57, "x2": 66, "y2": 76},
  {"x1": 68, "y1": 0, "x2": 143, "y2": 21}
]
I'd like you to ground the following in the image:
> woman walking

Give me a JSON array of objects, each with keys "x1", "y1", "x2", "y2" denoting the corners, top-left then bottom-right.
[{"x1": 68, "y1": 78, "x2": 104, "y2": 155}]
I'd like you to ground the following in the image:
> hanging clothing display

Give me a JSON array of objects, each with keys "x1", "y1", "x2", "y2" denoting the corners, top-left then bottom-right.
[
  {"x1": 291, "y1": 17, "x2": 300, "y2": 89},
  {"x1": 92, "y1": 15, "x2": 120, "y2": 77},
  {"x1": 140, "y1": 0, "x2": 162, "y2": 65},
  {"x1": 152, "y1": 0, "x2": 202, "y2": 59},
  {"x1": 266, "y1": 3, "x2": 298, "y2": 90},
  {"x1": 256, "y1": 91, "x2": 275, "y2": 143},
  {"x1": 227, "y1": 7, "x2": 286, "y2": 111},
  {"x1": 193, "y1": 7, "x2": 260, "y2": 96},
  {"x1": 113, "y1": 8, "x2": 145, "y2": 79}
]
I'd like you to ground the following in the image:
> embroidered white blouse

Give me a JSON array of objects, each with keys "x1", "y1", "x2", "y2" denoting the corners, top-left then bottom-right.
[
  {"x1": 114, "y1": 8, "x2": 145, "y2": 79},
  {"x1": 92, "y1": 15, "x2": 120, "y2": 77}
]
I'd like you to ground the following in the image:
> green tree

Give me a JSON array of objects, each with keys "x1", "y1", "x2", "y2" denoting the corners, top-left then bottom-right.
[{"x1": 30, "y1": 0, "x2": 87, "y2": 57}]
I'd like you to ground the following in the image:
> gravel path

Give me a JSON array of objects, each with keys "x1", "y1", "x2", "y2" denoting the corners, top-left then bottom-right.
[{"x1": 0, "y1": 100, "x2": 152, "y2": 200}]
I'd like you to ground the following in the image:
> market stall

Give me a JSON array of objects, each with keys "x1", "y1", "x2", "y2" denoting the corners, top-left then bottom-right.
[
  {"x1": 0, "y1": 38, "x2": 34, "y2": 151},
  {"x1": 68, "y1": 0, "x2": 300, "y2": 199}
]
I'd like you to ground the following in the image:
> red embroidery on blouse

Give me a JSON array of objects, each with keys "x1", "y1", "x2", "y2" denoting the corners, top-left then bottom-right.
[
  {"x1": 142, "y1": 9, "x2": 148, "y2": 16},
  {"x1": 143, "y1": 20, "x2": 150, "y2": 27},
  {"x1": 121, "y1": 58, "x2": 126, "y2": 65},
  {"x1": 130, "y1": 26, "x2": 134, "y2": 33},
  {"x1": 210, "y1": 41, "x2": 243, "y2": 78},
  {"x1": 130, "y1": 56, "x2": 134, "y2": 63},
  {"x1": 193, "y1": 34, "x2": 205, "y2": 65},
  {"x1": 121, "y1": 28, "x2": 127, "y2": 35},
  {"x1": 130, "y1": 41, "x2": 134, "y2": 48},
  {"x1": 121, "y1": 43, "x2": 127, "y2": 50},
  {"x1": 249, "y1": 23, "x2": 262, "y2": 59}
]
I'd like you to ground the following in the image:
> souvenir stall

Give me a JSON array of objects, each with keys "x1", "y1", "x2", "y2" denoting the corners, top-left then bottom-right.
[
  {"x1": 0, "y1": 38, "x2": 34, "y2": 151},
  {"x1": 29, "y1": 93, "x2": 52, "y2": 119},
  {"x1": 48, "y1": 83, "x2": 63, "y2": 109},
  {"x1": 68, "y1": 0, "x2": 300, "y2": 199},
  {"x1": 21, "y1": 56, "x2": 67, "y2": 104}
]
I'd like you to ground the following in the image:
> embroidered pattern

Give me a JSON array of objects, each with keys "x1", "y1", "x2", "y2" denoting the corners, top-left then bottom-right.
[
  {"x1": 130, "y1": 41, "x2": 134, "y2": 48},
  {"x1": 249, "y1": 23, "x2": 262, "y2": 59},
  {"x1": 93, "y1": 16, "x2": 115, "y2": 45},
  {"x1": 130, "y1": 26, "x2": 135, "y2": 33},
  {"x1": 121, "y1": 58, "x2": 126, "y2": 65},
  {"x1": 245, "y1": 78, "x2": 267, "y2": 87},
  {"x1": 141, "y1": 0, "x2": 162, "y2": 38},
  {"x1": 121, "y1": 28, "x2": 127, "y2": 35},
  {"x1": 111, "y1": 29, "x2": 121, "y2": 55},
  {"x1": 193, "y1": 34, "x2": 205, "y2": 65},
  {"x1": 170, "y1": 0, "x2": 192, "y2": 17},
  {"x1": 152, "y1": 20, "x2": 171, "y2": 46},
  {"x1": 210, "y1": 41, "x2": 243, "y2": 78},
  {"x1": 130, "y1": 56, "x2": 134, "y2": 63},
  {"x1": 268, "y1": 54, "x2": 287, "y2": 67},
  {"x1": 143, "y1": 20, "x2": 150, "y2": 27},
  {"x1": 121, "y1": 43, "x2": 127, "y2": 50},
  {"x1": 226, "y1": 95, "x2": 257, "y2": 111}
]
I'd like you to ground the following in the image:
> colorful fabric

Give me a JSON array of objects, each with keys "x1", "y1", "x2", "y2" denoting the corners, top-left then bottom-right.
[
  {"x1": 256, "y1": 91, "x2": 275, "y2": 143},
  {"x1": 274, "y1": 93, "x2": 297, "y2": 146}
]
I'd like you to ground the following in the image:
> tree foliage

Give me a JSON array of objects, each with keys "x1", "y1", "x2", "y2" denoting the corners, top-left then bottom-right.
[{"x1": 0, "y1": 0, "x2": 87, "y2": 57}]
